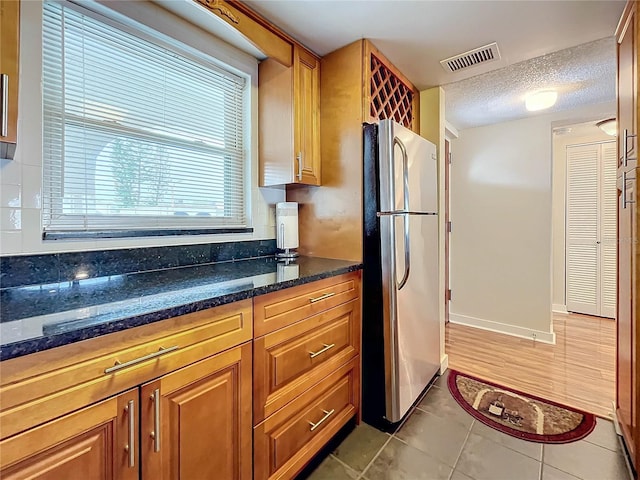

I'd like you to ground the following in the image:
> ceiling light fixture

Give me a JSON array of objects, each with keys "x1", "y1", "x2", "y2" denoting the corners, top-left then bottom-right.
[
  {"x1": 596, "y1": 118, "x2": 617, "y2": 136},
  {"x1": 525, "y1": 90, "x2": 558, "y2": 112}
]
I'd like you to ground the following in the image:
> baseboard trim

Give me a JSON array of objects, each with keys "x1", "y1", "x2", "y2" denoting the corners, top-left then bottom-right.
[
  {"x1": 612, "y1": 403, "x2": 622, "y2": 436},
  {"x1": 552, "y1": 304, "x2": 568, "y2": 314},
  {"x1": 450, "y1": 313, "x2": 556, "y2": 344},
  {"x1": 439, "y1": 354, "x2": 449, "y2": 375}
]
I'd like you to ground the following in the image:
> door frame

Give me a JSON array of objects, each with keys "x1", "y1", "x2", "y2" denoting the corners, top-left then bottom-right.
[
  {"x1": 444, "y1": 121, "x2": 458, "y2": 325},
  {"x1": 444, "y1": 138, "x2": 451, "y2": 324}
]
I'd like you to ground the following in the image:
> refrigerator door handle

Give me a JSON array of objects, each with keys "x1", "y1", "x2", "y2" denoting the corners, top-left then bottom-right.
[
  {"x1": 397, "y1": 213, "x2": 411, "y2": 290},
  {"x1": 394, "y1": 137, "x2": 410, "y2": 213},
  {"x1": 394, "y1": 136, "x2": 411, "y2": 290}
]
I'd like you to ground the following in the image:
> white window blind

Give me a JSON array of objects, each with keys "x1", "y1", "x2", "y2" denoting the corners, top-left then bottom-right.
[{"x1": 42, "y1": 1, "x2": 249, "y2": 236}]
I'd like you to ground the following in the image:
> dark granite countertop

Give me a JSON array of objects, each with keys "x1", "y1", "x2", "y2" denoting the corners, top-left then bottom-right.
[{"x1": 0, "y1": 256, "x2": 362, "y2": 361}]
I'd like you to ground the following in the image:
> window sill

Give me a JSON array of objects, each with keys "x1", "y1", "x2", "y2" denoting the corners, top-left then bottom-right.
[{"x1": 43, "y1": 228, "x2": 254, "y2": 241}]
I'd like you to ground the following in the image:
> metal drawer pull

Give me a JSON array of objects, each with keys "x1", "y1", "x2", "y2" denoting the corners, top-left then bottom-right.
[
  {"x1": 309, "y1": 292, "x2": 336, "y2": 303},
  {"x1": 309, "y1": 343, "x2": 336, "y2": 358},
  {"x1": 104, "y1": 345, "x2": 179, "y2": 374},
  {"x1": 124, "y1": 399, "x2": 135, "y2": 467},
  {"x1": 309, "y1": 409, "x2": 335, "y2": 431},
  {"x1": 150, "y1": 388, "x2": 161, "y2": 452}
]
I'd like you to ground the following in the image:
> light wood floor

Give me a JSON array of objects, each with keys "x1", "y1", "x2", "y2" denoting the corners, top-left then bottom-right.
[{"x1": 446, "y1": 312, "x2": 616, "y2": 418}]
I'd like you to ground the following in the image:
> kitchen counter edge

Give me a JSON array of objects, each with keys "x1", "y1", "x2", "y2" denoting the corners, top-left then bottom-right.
[{"x1": 0, "y1": 260, "x2": 363, "y2": 362}]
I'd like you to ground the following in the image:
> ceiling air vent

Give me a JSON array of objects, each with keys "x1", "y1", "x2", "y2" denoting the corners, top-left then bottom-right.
[{"x1": 440, "y1": 42, "x2": 501, "y2": 73}]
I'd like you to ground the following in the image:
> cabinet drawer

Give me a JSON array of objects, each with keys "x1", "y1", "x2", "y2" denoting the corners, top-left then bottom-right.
[
  {"x1": 0, "y1": 300, "x2": 252, "y2": 440},
  {"x1": 254, "y1": 300, "x2": 360, "y2": 422},
  {"x1": 254, "y1": 271, "x2": 360, "y2": 337},
  {"x1": 254, "y1": 358, "x2": 359, "y2": 480}
]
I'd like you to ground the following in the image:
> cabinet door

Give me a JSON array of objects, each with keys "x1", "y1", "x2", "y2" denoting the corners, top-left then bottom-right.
[
  {"x1": 294, "y1": 45, "x2": 321, "y2": 186},
  {"x1": 141, "y1": 342, "x2": 252, "y2": 480},
  {"x1": 617, "y1": 168, "x2": 637, "y2": 468},
  {"x1": 0, "y1": 0, "x2": 20, "y2": 146},
  {"x1": 0, "y1": 389, "x2": 138, "y2": 480},
  {"x1": 617, "y1": 2, "x2": 637, "y2": 172}
]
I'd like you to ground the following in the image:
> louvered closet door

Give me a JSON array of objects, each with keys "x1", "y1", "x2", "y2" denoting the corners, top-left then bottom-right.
[
  {"x1": 567, "y1": 144, "x2": 599, "y2": 316},
  {"x1": 566, "y1": 142, "x2": 616, "y2": 318},
  {"x1": 600, "y1": 142, "x2": 617, "y2": 318}
]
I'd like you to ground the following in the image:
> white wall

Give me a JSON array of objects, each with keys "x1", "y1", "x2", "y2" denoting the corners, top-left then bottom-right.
[
  {"x1": 420, "y1": 87, "x2": 448, "y2": 373},
  {"x1": 450, "y1": 102, "x2": 614, "y2": 342},
  {"x1": 0, "y1": 1, "x2": 283, "y2": 256},
  {"x1": 551, "y1": 125, "x2": 614, "y2": 312}
]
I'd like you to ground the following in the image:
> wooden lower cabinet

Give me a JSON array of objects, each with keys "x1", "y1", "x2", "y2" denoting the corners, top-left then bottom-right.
[
  {"x1": 0, "y1": 389, "x2": 139, "y2": 480},
  {"x1": 0, "y1": 275, "x2": 361, "y2": 479},
  {"x1": 141, "y1": 342, "x2": 252, "y2": 480},
  {"x1": 0, "y1": 343, "x2": 252, "y2": 480},
  {"x1": 253, "y1": 298, "x2": 360, "y2": 422},
  {"x1": 254, "y1": 358, "x2": 360, "y2": 480}
]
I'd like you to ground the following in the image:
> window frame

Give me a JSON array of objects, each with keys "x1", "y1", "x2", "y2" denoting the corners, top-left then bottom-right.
[{"x1": 41, "y1": 0, "x2": 255, "y2": 240}]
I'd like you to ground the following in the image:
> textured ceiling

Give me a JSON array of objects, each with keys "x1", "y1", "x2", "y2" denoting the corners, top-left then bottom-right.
[
  {"x1": 242, "y1": 0, "x2": 625, "y2": 89},
  {"x1": 443, "y1": 37, "x2": 616, "y2": 130},
  {"x1": 241, "y1": 0, "x2": 624, "y2": 130}
]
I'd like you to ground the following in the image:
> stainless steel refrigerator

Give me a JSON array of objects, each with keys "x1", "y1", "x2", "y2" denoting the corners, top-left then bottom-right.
[{"x1": 362, "y1": 119, "x2": 440, "y2": 429}]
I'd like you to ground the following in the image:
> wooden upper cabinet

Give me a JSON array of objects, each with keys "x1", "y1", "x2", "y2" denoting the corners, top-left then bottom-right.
[
  {"x1": 0, "y1": 389, "x2": 139, "y2": 480},
  {"x1": 259, "y1": 45, "x2": 321, "y2": 187},
  {"x1": 0, "y1": 0, "x2": 20, "y2": 155},
  {"x1": 293, "y1": 45, "x2": 321, "y2": 185},
  {"x1": 141, "y1": 342, "x2": 253, "y2": 480},
  {"x1": 617, "y1": 0, "x2": 638, "y2": 173}
]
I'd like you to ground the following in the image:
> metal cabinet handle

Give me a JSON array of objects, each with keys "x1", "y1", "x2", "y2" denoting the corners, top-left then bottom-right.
[
  {"x1": 1, "y1": 74, "x2": 8, "y2": 138},
  {"x1": 150, "y1": 388, "x2": 161, "y2": 453},
  {"x1": 623, "y1": 128, "x2": 628, "y2": 167},
  {"x1": 309, "y1": 292, "x2": 335, "y2": 303},
  {"x1": 622, "y1": 170, "x2": 636, "y2": 209},
  {"x1": 308, "y1": 409, "x2": 335, "y2": 431},
  {"x1": 125, "y1": 399, "x2": 135, "y2": 467},
  {"x1": 309, "y1": 343, "x2": 335, "y2": 359},
  {"x1": 297, "y1": 152, "x2": 303, "y2": 180},
  {"x1": 622, "y1": 171, "x2": 627, "y2": 210},
  {"x1": 623, "y1": 129, "x2": 638, "y2": 167},
  {"x1": 104, "y1": 345, "x2": 179, "y2": 374}
]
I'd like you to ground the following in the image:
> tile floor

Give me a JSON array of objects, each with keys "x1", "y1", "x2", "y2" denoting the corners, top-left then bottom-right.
[{"x1": 300, "y1": 373, "x2": 632, "y2": 480}]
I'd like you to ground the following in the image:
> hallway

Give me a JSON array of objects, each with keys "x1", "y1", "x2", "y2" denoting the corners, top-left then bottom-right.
[{"x1": 446, "y1": 312, "x2": 616, "y2": 417}]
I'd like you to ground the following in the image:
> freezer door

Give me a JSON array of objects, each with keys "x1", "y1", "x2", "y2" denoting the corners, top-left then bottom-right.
[
  {"x1": 381, "y1": 213, "x2": 440, "y2": 422},
  {"x1": 379, "y1": 119, "x2": 438, "y2": 214}
]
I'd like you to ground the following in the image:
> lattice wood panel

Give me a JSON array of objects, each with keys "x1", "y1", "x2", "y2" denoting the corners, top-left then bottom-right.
[{"x1": 370, "y1": 54, "x2": 414, "y2": 129}]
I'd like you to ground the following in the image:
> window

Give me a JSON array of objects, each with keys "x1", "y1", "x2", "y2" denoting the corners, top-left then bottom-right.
[{"x1": 42, "y1": 1, "x2": 250, "y2": 237}]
